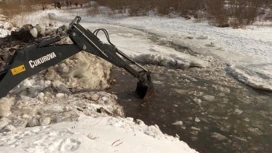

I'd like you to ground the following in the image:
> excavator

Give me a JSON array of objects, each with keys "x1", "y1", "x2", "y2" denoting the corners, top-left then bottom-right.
[{"x1": 0, "y1": 16, "x2": 155, "y2": 99}]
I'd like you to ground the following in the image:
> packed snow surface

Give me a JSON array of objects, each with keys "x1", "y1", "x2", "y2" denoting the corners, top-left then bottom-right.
[{"x1": 0, "y1": 115, "x2": 197, "y2": 153}]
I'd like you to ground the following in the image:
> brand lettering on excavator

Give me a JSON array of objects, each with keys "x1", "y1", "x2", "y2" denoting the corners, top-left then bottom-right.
[{"x1": 29, "y1": 52, "x2": 57, "y2": 68}]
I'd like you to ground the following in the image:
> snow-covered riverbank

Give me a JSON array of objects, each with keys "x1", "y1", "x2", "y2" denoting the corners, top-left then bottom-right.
[
  {"x1": 42, "y1": 7, "x2": 272, "y2": 92},
  {"x1": 0, "y1": 114, "x2": 197, "y2": 153}
]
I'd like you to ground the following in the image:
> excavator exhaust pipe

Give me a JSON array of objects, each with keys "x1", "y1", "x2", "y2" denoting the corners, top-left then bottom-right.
[{"x1": 135, "y1": 73, "x2": 155, "y2": 99}]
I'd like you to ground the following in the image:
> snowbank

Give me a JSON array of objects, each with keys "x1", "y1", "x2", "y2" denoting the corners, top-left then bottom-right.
[
  {"x1": 45, "y1": 52, "x2": 112, "y2": 90},
  {"x1": 0, "y1": 115, "x2": 198, "y2": 153}
]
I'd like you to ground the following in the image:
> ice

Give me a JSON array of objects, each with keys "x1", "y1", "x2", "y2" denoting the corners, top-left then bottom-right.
[
  {"x1": 133, "y1": 52, "x2": 208, "y2": 69},
  {"x1": 172, "y1": 121, "x2": 184, "y2": 126},
  {"x1": 227, "y1": 64, "x2": 272, "y2": 91},
  {"x1": 195, "y1": 117, "x2": 201, "y2": 123},
  {"x1": 29, "y1": 27, "x2": 38, "y2": 37}
]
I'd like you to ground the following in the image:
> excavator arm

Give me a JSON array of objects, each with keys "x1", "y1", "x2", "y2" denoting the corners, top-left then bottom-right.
[{"x1": 0, "y1": 16, "x2": 155, "y2": 99}]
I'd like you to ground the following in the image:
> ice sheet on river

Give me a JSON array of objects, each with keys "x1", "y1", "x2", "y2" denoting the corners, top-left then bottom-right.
[
  {"x1": 228, "y1": 63, "x2": 272, "y2": 91},
  {"x1": 133, "y1": 53, "x2": 208, "y2": 69}
]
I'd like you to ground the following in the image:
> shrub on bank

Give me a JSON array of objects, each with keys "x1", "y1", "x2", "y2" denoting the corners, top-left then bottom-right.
[{"x1": 93, "y1": 0, "x2": 272, "y2": 28}]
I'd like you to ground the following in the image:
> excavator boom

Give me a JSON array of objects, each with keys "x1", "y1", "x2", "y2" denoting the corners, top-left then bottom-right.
[{"x1": 0, "y1": 16, "x2": 155, "y2": 99}]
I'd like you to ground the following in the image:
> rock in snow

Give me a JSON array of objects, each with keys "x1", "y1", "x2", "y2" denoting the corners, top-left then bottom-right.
[
  {"x1": 27, "y1": 118, "x2": 40, "y2": 127},
  {"x1": 10, "y1": 24, "x2": 35, "y2": 42},
  {"x1": 40, "y1": 117, "x2": 51, "y2": 126}
]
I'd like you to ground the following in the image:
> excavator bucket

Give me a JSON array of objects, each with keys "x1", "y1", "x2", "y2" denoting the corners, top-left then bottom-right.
[{"x1": 135, "y1": 73, "x2": 155, "y2": 99}]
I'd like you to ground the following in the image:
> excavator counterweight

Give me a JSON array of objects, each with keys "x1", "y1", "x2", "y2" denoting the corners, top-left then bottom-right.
[{"x1": 0, "y1": 16, "x2": 155, "y2": 99}]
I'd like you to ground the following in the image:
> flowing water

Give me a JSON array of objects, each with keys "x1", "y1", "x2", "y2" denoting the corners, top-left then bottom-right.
[
  {"x1": 108, "y1": 59, "x2": 272, "y2": 153},
  {"x1": 106, "y1": 27, "x2": 272, "y2": 153}
]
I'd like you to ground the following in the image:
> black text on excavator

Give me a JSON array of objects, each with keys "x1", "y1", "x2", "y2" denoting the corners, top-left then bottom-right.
[{"x1": 0, "y1": 16, "x2": 155, "y2": 99}]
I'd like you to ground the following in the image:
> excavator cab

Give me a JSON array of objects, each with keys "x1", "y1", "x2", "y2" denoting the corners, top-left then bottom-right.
[{"x1": 0, "y1": 16, "x2": 155, "y2": 99}]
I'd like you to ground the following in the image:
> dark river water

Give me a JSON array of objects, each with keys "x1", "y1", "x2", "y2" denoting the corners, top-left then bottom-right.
[
  {"x1": 108, "y1": 63, "x2": 272, "y2": 153},
  {"x1": 105, "y1": 26, "x2": 272, "y2": 153}
]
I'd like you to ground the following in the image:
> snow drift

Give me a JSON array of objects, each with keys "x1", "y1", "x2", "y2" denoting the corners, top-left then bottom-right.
[{"x1": 0, "y1": 115, "x2": 198, "y2": 153}]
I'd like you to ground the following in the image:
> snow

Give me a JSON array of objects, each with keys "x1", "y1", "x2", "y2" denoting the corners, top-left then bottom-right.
[
  {"x1": 111, "y1": 18, "x2": 272, "y2": 90},
  {"x1": 41, "y1": 8, "x2": 272, "y2": 90},
  {"x1": 0, "y1": 97, "x2": 14, "y2": 117},
  {"x1": 0, "y1": 20, "x2": 15, "y2": 37},
  {"x1": 227, "y1": 64, "x2": 272, "y2": 91},
  {"x1": 0, "y1": 28, "x2": 9, "y2": 37},
  {"x1": 0, "y1": 115, "x2": 197, "y2": 153},
  {"x1": 29, "y1": 27, "x2": 38, "y2": 37},
  {"x1": 20, "y1": 7, "x2": 272, "y2": 90},
  {"x1": 0, "y1": 5, "x2": 272, "y2": 153}
]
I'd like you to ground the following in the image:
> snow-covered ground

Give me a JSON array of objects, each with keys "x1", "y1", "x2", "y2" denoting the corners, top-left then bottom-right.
[
  {"x1": 22, "y1": 7, "x2": 271, "y2": 91},
  {"x1": 0, "y1": 114, "x2": 197, "y2": 153},
  {"x1": 1, "y1": 4, "x2": 272, "y2": 153}
]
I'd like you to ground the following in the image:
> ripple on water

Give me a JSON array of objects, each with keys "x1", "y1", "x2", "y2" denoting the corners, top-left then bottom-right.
[{"x1": 109, "y1": 65, "x2": 272, "y2": 153}]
